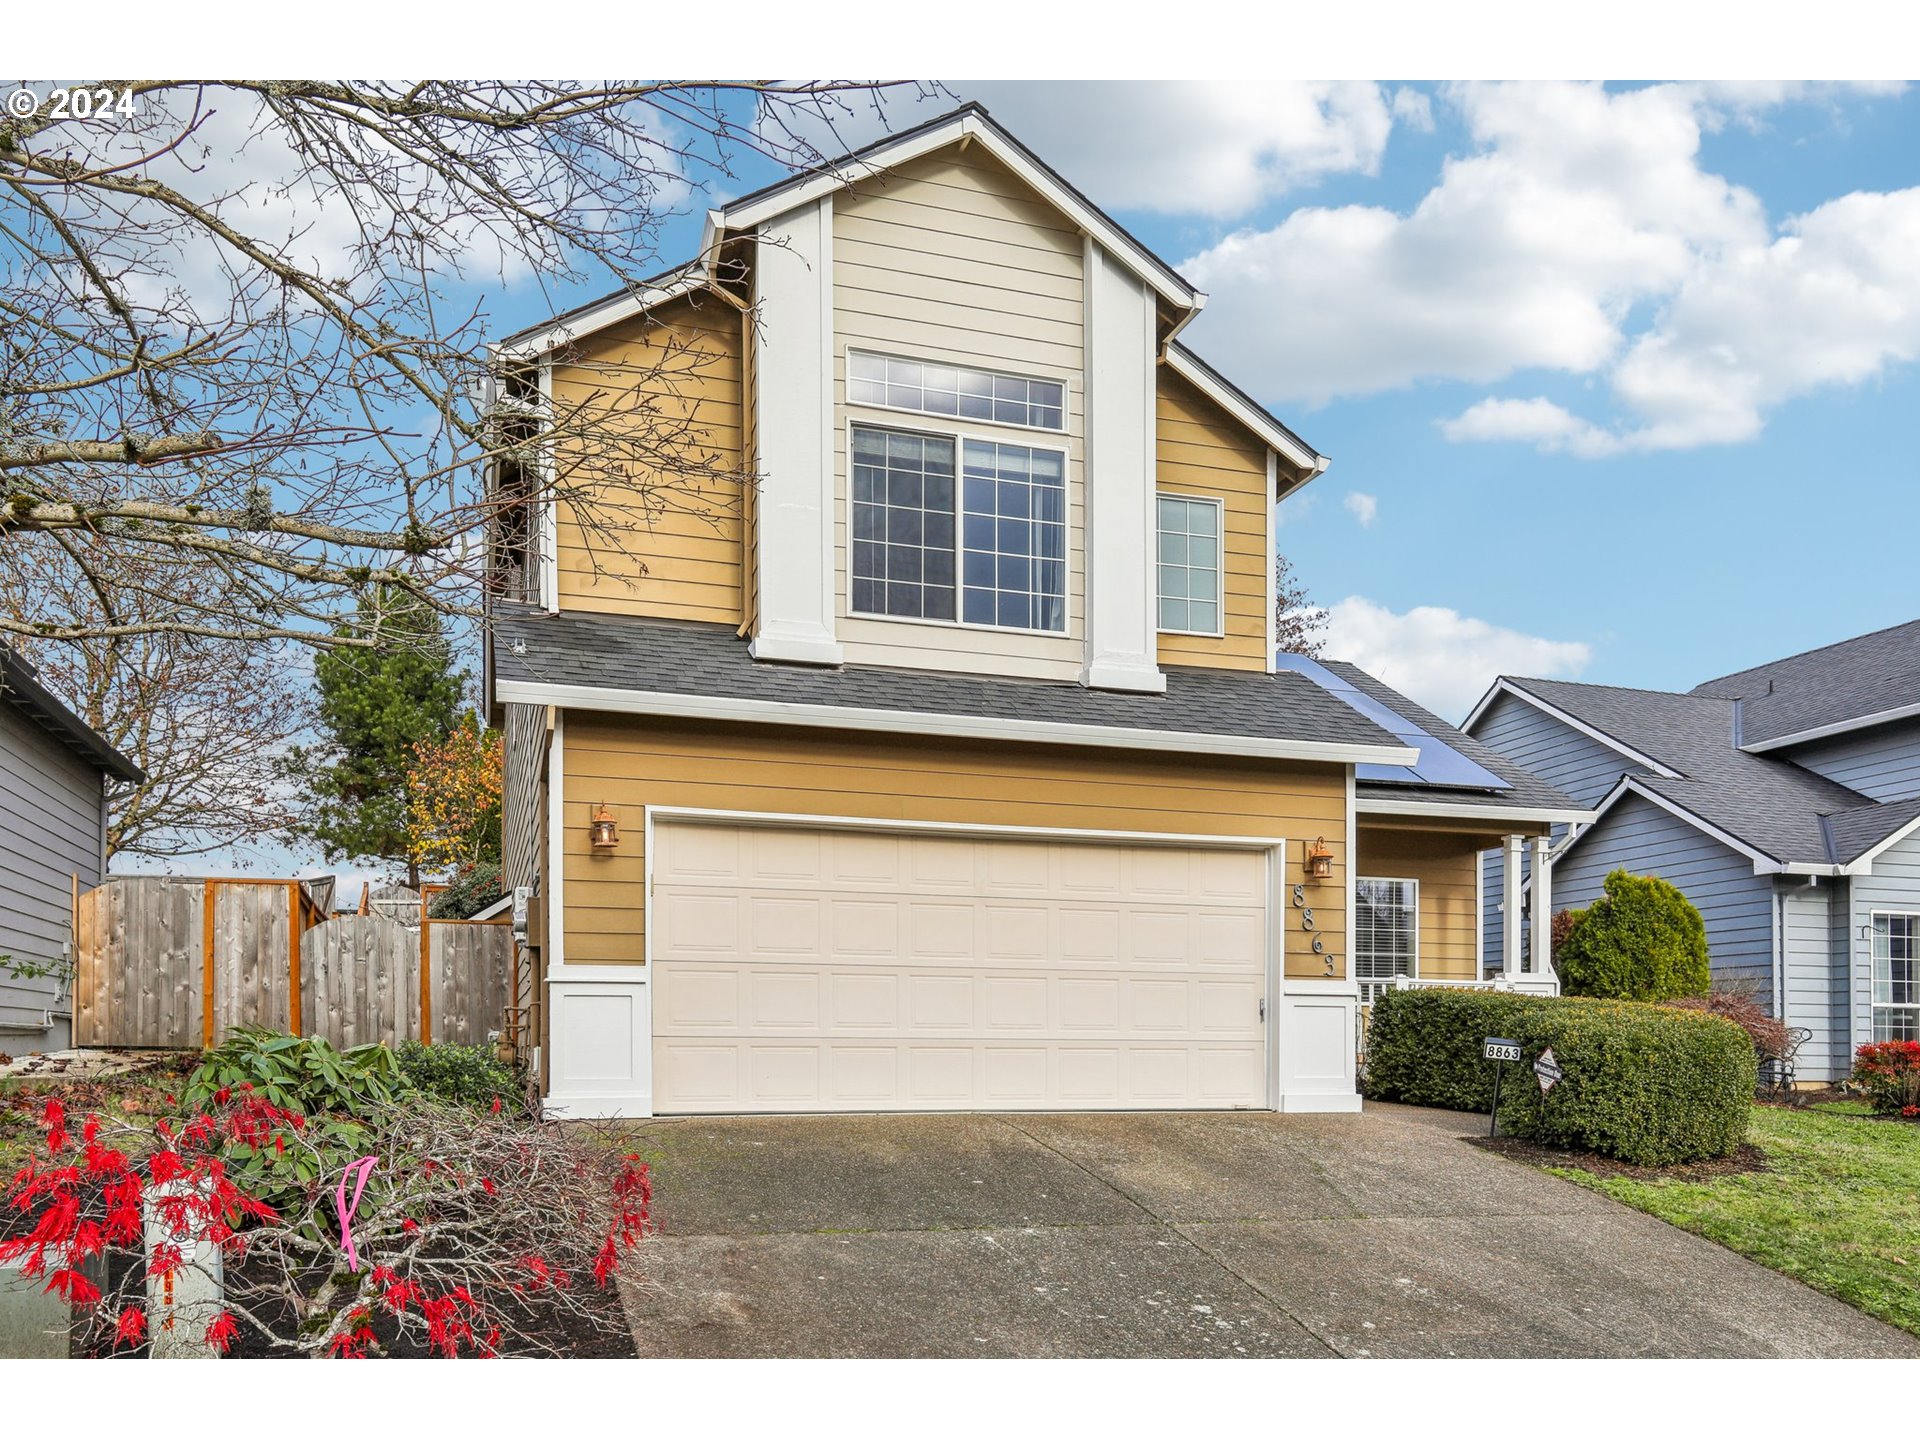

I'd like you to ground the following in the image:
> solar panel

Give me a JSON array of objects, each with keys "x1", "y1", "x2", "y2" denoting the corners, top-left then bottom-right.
[{"x1": 1273, "y1": 653, "x2": 1512, "y2": 792}]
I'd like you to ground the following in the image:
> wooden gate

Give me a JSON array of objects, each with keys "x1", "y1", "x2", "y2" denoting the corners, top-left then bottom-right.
[{"x1": 300, "y1": 915, "x2": 420, "y2": 1049}]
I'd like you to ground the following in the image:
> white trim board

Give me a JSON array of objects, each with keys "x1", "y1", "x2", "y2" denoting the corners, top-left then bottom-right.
[
  {"x1": 1741, "y1": 700, "x2": 1920, "y2": 754},
  {"x1": 1163, "y1": 346, "x2": 1322, "y2": 478},
  {"x1": 495, "y1": 677, "x2": 1419, "y2": 767},
  {"x1": 1354, "y1": 796, "x2": 1597, "y2": 826},
  {"x1": 1460, "y1": 678, "x2": 1683, "y2": 779}
]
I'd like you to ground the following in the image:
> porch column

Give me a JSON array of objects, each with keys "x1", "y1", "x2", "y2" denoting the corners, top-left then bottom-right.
[
  {"x1": 1502, "y1": 834, "x2": 1524, "y2": 979},
  {"x1": 1530, "y1": 834, "x2": 1553, "y2": 979}
]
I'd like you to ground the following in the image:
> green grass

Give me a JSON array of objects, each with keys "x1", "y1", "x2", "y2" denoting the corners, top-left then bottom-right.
[{"x1": 1554, "y1": 1105, "x2": 1920, "y2": 1334}]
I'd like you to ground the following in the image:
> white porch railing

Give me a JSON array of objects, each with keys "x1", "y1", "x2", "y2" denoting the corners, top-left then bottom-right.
[{"x1": 1359, "y1": 972, "x2": 1561, "y2": 1006}]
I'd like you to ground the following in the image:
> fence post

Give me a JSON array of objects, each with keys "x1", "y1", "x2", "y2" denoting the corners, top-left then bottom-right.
[
  {"x1": 419, "y1": 918, "x2": 432, "y2": 1046},
  {"x1": 286, "y1": 881, "x2": 303, "y2": 1037},
  {"x1": 200, "y1": 880, "x2": 218, "y2": 1050}
]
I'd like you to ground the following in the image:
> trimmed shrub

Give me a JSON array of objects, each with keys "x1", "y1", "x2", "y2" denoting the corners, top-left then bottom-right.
[
  {"x1": 397, "y1": 1040, "x2": 520, "y2": 1112},
  {"x1": 1853, "y1": 1041, "x2": 1920, "y2": 1116},
  {"x1": 1556, "y1": 869, "x2": 1710, "y2": 1002},
  {"x1": 1366, "y1": 986, "x2": 1755, "y2": 1165}
]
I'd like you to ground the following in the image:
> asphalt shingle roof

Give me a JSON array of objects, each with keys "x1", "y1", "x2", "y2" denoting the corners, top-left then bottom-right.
[
  {"x1": 0, "y1": 643, "x2": 143, "y2": 783},
  {"x1": 1690, "y1": 618, "x2": 1920, "y2": 748},
  {"x1": 489, "y1": 607, "x2": 1405, "y2": 754},
  {"x1": 1318, "y1": 660, "x2": 1585, "y2": 815},
  {"x1": 1503, "y1": 676, "x2": 1886, "y2": 866}
]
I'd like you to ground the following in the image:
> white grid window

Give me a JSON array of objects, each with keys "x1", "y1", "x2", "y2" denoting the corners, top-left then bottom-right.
[
  {"x1": 849, "y1": 351, "x2": 1065, "y2": 431},
  {"x1": 1157, "y1": 495, "x2": 1222, "y2": 635},
  {"x1": 960, "y1": 440, "x2": 1066, "y2": 632},
  {"x1": 850, "y1": 423, "x2": 1066, "y2": 634},
  {"x1": 1355, "y1": 877, "x2": 1418, "y2": 1004},
  {"x1": 1873, "y1": 913, "x2": 1920, "y2": 1042}
]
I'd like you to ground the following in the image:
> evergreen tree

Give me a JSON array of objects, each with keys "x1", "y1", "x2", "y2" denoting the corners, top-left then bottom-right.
[{"x1": 290, "y1": 586, "x2": 466, "y2": 887}]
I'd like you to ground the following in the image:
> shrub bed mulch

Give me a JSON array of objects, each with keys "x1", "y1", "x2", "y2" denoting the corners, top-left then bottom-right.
[{"x1": 1468, "y1": 1133, "x2": 1770, "y2": 1183}]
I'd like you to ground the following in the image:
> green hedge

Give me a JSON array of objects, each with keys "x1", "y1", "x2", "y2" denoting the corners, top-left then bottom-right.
[{"x1": 1365, "y1": 987, "x2": 1755, "y2": 1166}]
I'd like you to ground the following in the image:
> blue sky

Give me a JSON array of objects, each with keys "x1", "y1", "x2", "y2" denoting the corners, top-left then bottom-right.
[{"x1": 481, "y1": 80, "x2": 1918, "y2": 720}]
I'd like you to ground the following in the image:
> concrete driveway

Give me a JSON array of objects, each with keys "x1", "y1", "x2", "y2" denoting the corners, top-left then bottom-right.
[{"x1": 615, "y1": 1102, "x2": 1918, "y2": 1358}]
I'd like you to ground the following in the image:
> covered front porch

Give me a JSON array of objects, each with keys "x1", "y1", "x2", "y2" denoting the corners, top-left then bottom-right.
[{"x1": 1354, "y1": 811, "x2": 1564, "y2": 1003}]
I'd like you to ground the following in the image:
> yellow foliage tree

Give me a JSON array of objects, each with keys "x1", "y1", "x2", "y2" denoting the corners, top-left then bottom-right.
[{"x1": 405, "y1": 713, "x2": 505, "y2": 876}]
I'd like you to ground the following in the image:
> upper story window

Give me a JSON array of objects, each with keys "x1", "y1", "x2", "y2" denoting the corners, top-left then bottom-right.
[
  {"x1": 851, "y1": 424, "x2": 1066, "y2": 633},
  {"x1": 1156, "y1": 495, "x2": 1223, "y2": 635},
  {"x1": 849, "y1": 351, "x2": 1066, "y2": 432}
]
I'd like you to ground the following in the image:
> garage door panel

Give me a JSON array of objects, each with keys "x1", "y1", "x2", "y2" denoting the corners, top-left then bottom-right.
[{"x1": 652, "y1": 822, "x2": 1270, "y2": 1114}]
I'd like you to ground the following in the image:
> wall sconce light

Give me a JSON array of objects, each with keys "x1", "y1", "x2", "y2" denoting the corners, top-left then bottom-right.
[
  {"x1": 589, "y1": 802, "x2": 619, "y2": 851},
  {"x1": 1305, "y1": 836, "x2": 1334, "y2": 882}
]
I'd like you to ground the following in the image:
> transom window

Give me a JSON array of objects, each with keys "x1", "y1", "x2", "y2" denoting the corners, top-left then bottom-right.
[
  {"x1": 849, "y1": 351, "x2": 1065, "y2": 431},
  {"x1": 1872, "y1": 913, "x2": 1920, "y2": 1041},
  {"x1": 1355, "y1": 877, "x2": 1418, "y2": 1004},
  {"x1": 851, "y1": 424, "x2": 1066, "y2": 633},
  {"x1": 1157, "y1": 495, "x2": 1222, "y2": 635}
]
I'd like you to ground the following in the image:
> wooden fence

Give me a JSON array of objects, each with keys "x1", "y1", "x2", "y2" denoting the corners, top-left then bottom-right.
[{"x1": 73, "y1": 876, "x2": 518, "y2": 1053}]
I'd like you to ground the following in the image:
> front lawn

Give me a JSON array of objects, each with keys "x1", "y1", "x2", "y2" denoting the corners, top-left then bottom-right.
[{"x1": 1554, "y1": 1105, "x2": 1920, "y2": 1335}]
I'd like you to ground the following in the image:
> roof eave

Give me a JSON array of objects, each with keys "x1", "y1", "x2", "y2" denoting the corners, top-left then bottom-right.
[{"x1": 494, "y1": 676, "x2": 1417, "y2": 768}]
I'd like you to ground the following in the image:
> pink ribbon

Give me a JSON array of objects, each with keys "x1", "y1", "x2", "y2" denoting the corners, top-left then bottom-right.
[{"x1": 335, "y1": 1157, "x2": 378, "y2": 1273}]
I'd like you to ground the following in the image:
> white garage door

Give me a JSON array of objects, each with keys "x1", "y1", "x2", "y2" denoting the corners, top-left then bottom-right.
[{"x1": 650, "y1": 820, "x2": 1270, "y2": 1113}]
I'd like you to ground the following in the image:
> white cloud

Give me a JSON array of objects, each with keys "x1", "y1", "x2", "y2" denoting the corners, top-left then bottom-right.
[
  {"x1": 1343, "y1": 491, "x2": 1379, "y2": 527},
  {"x1": 1323, "y1": 596, "x2": 1592, "y2": 720},
  {"x1": 1181, "y1": 81, "x2": 1915, "y2": 452},
  {"x1": 1390, "y1": 87, "x2": 1435, "y2": 132},
  {"x1": 769, "y1": 81, "x2": 1398, "y2": 218},
  {"x1": 1439, "y1": 397, "x2": 1621, "y2": 457}
]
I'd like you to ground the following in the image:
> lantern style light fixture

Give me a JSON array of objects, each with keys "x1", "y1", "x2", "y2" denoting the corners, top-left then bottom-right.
[
  {"x1": 1305, "y1": 836, "x2": 1334, "y2": 882},
  {"x1": 589, "y1": 802, "x2": 619, "y2": 851}
]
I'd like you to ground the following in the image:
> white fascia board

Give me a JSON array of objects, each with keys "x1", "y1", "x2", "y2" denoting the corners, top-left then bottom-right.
[
  {"x1": 1741, "y1": 701, "x2": 1920, "y2": 754},
  {"x1": 494, "y1": 677, "x2": 1420, "y2": 768},
  {"x1": 1163, "y1": 347, "x2": 1321, "y2": 477},
  {"x1": 1840, "y1": 810, "x2": 1920, "y2": 875},
  {"x1": 719, "y1": 112, "x2": 1200, "y2": 315},
  {"x1": 1461, "y1": 679, "x2": 1683, "y2": 779},
  {"x1": 1354, "y1": 797, "x2": 1598, "y2": 827},
  {"x1": 1559, "y1": 773, "x2": 1802, "y2": 876},
  {"x1": 495, "y1": 268, "x2": 709, "y2": 360}
]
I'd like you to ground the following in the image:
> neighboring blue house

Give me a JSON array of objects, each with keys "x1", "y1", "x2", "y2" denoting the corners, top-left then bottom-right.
[
  {"x1": 0, "y1": 644, "x2": 142, "y2": 1052},
  {"x1": 1464, "y1": 620, "x2": 1920, "y2": 1083}
]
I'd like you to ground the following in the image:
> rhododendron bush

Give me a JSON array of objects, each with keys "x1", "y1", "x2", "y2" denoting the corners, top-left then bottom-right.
[{"x1": 0, "y1": 1088, "x2": 651, "y2": 1357}]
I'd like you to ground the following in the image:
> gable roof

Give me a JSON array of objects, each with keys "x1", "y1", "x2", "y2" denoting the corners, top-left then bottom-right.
[
  {"x1": 488, "y1": 606, "x2": 1416, "y2": 767},
  {"x1": 1689, "y1": 618, "x2": 1920, "y2": 752},
  {"x1": 714, "y1": 103, "x2": 1203, "y2": 315},
  {"x1": 1314, "y1": 660, "x2": 1591, "y2": 825},
  {"x1": 1502, "y1": 676, "x2": 1882, "y2": 872},
  {"x1": 0, "y1": 644, "x2": 143, "y2": 783},
  {"x1": 495, "y1": 104, "x2": 1326, "y2": 482}
]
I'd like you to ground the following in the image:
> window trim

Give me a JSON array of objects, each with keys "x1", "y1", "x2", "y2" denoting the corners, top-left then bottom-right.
[
  {"x1": 1870, "y1": 909, "x2": 1920, "y2": 1042},
  {"x1": 1155, "y1": 492, "x2": 1227, "y2": 639},
  {"x1": 1355, "y1": 875, "x2": 1420, "y2": 1002},
  {"x1": 846, "y1": 347, "x2": 1071, "y2": 436},
  {"x1": 844, "y1": 417, "x2": 1073, "y2": 640}
]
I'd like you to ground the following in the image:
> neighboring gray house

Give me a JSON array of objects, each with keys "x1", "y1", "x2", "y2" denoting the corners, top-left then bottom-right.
[
  {"x1": 1464, "y1": 619, "x2": 1920, "y2": 1082},
  {"x1": 0, "y1": 645, "x2": 142, "y2": 1051}
]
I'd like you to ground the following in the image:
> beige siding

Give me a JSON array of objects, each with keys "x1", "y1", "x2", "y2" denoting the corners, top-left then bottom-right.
[
  {"x1": 1356, "y1": 827, "x2": 1484, "y2": 981},
  {"x1": 560, "y1": 716, "x2": 1349, "y2": 979},
  {"x1": 832, "y1": 146, "x2": 1087, "y2": 681},
  {"x1": 551, "y1": 293, "x2": 746, "y2": 623},
  {"x1": 1155, "y1": 367, "x2": 1271, "y2": 672}
]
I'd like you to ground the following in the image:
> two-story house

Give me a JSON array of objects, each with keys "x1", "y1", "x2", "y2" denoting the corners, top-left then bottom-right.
[
  {"x1": 1467, "y1": 619, "x2": 1920, "y2": 1083},
  {"x1": 484, "y1": 105, "x2": 1585, "y2": 1119}
]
